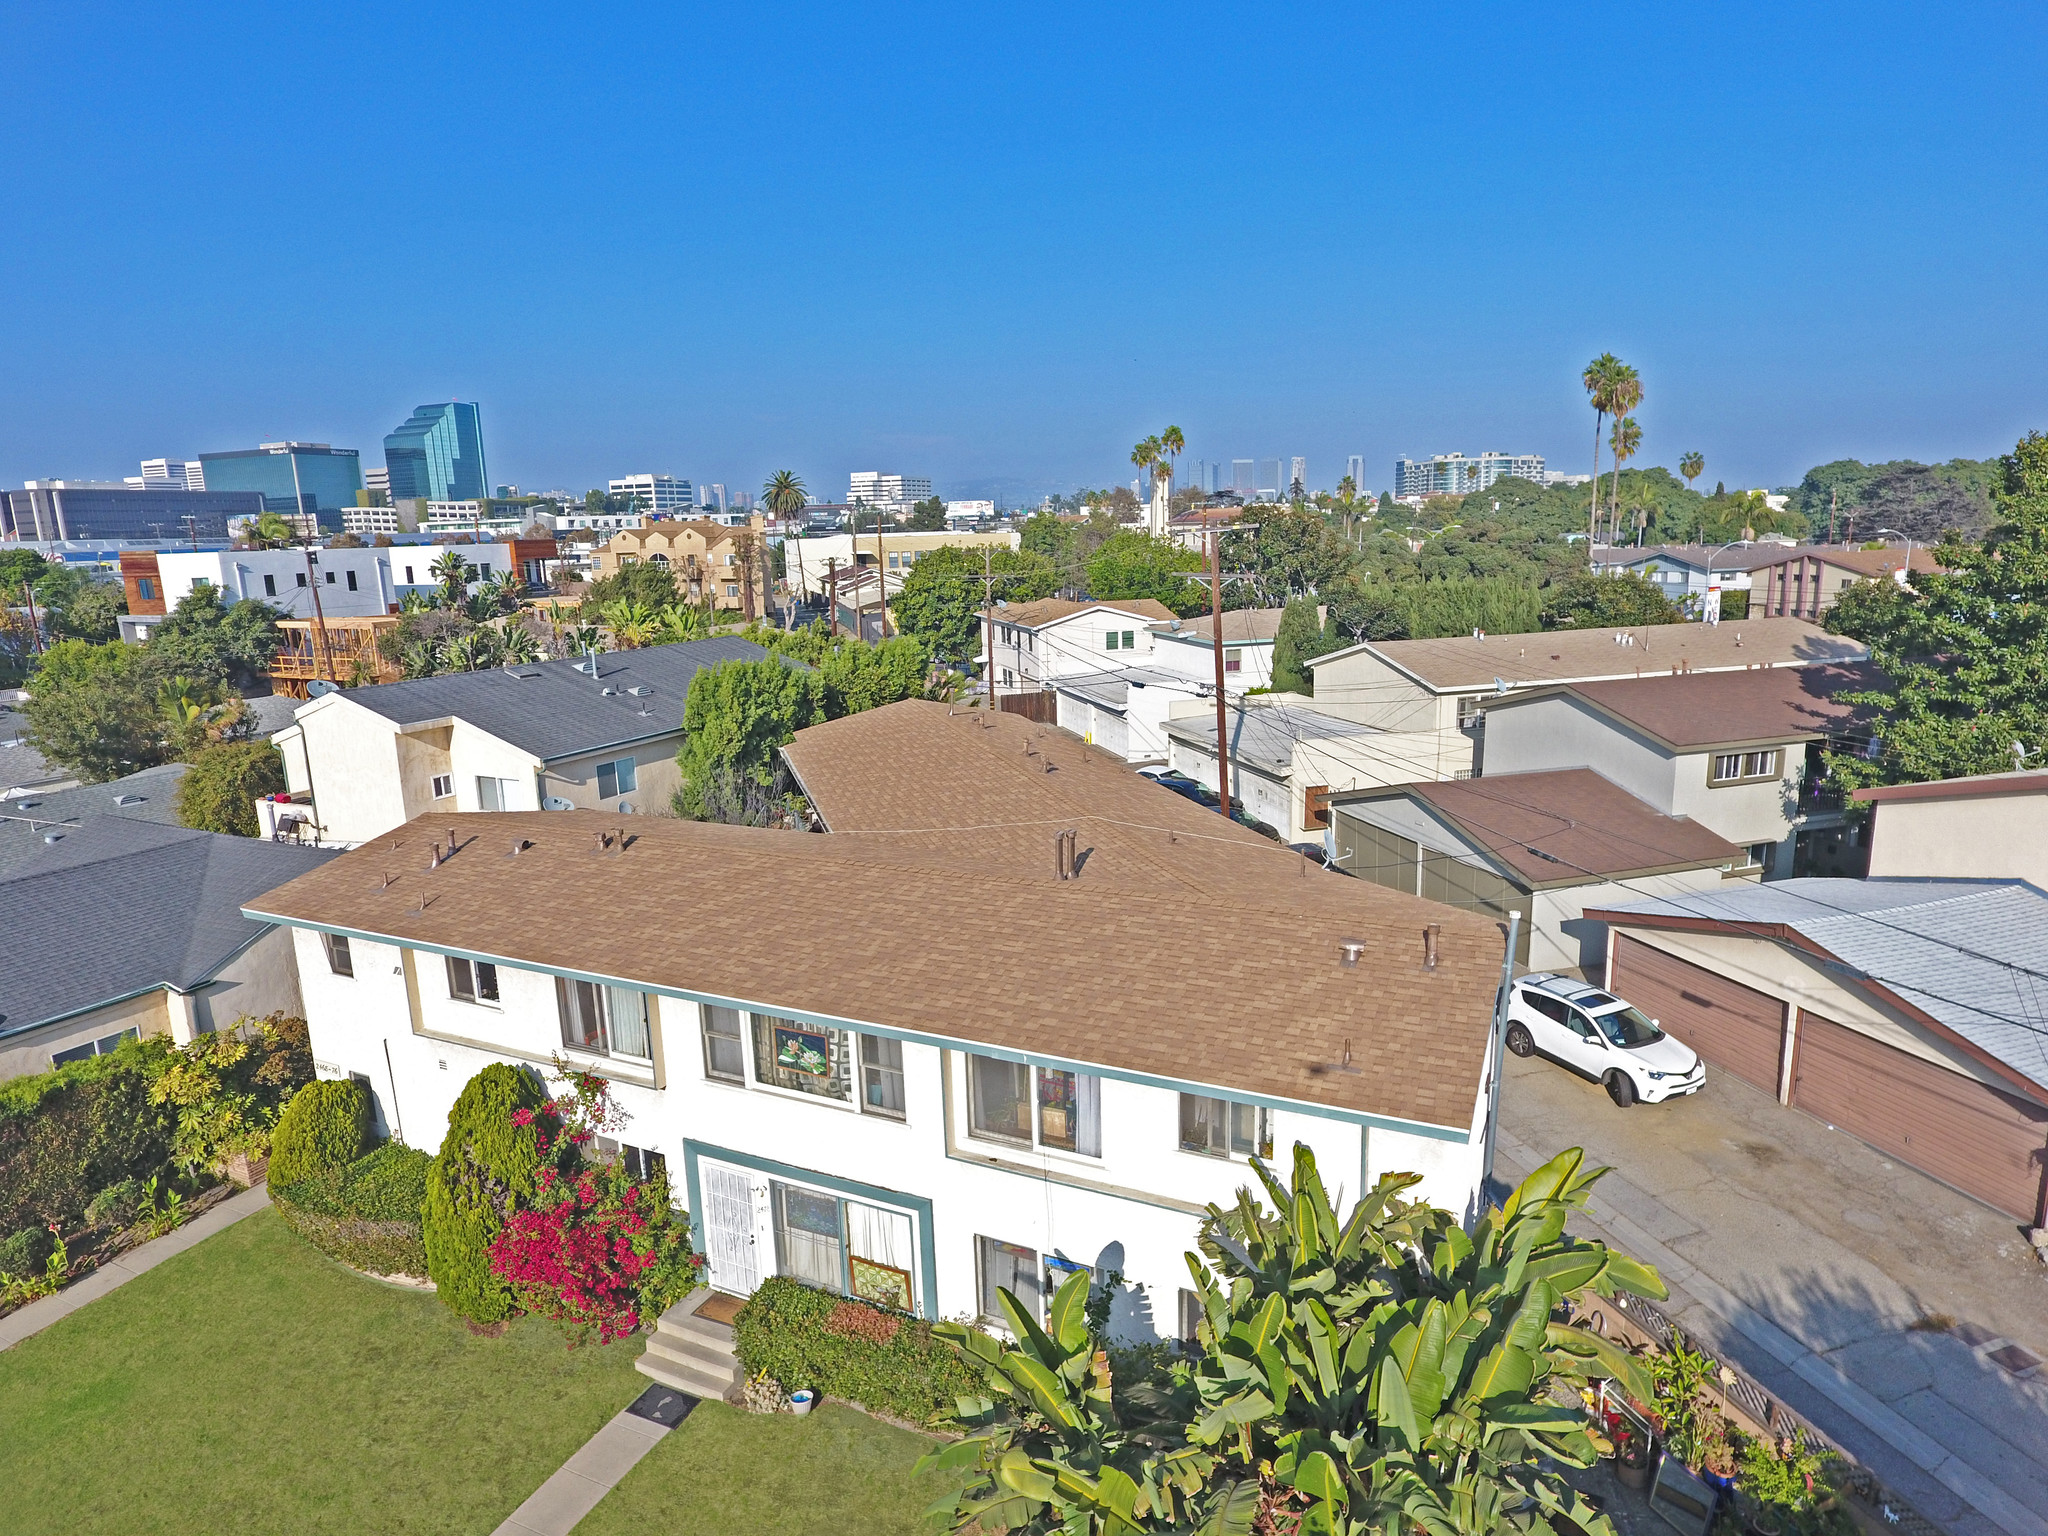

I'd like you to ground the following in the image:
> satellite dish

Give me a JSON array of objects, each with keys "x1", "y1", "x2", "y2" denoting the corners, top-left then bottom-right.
[
  {"x1": 541, "y1": 796, "x2": 575, "y2": 812},
  {"x1": 618, "y1": 802, "x2": 635, "y2": 814},
  {"x1": 306, "y1": 680, "x2": 340, "y2": 698}
]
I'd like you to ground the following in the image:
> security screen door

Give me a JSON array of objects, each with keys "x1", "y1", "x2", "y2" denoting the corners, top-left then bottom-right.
[{"x1": 702, "y1": 1164, "x2": 760, "y2": 1295}]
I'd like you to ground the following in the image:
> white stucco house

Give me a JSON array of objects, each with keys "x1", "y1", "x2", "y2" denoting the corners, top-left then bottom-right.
[{"x1": 982, "y1": 597, "x2": 1180, "y2": 693}]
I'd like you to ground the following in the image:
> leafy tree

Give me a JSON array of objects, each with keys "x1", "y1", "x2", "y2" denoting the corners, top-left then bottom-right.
[
  {"x1": 1226, "y1": 506, "x2": 1354, "y2": 604},
  {"x1": 919, "y1": 1145, "x2": 1660, "y2": 1536},
  {"x1": 1271, "y1": 598, "x2": 1337, "y2": 693},
  {"x1": 673, "y1": 657, "x2": 823, "y2": 818},
  {"x1": 906, "y1": 496, "x2": 948, "y2": 531},
  {"x1": 892, "y1": 545, "x2": 1060, "y2": 662},
  {"x1": 1018, "y1": 510, "x2": 1075, "y2": 568},
  {"x1": 1084, "y1": 531, "x2": 1205, "y2": 615},
  {"x1": 586, "y1": 560, "x2": 679, "y2": 610},
  {"x1": 176, "y1": 740, "x2": 286, "y2": 835},
  {"x1": 1540, "y1": 572, "x2": 1680, "y2": 629},
  {"x1": 1324, "y1": 575, "x2": 1412, "y2": 641},
  {"x1": 21, "y1": 640, "x2": 166, "y2": 781},
  {"x1": 1830, "y1": 429, "x2": 2048, "y2": 791},
  {"x1": 1404, "y1": 576, "x2": 1542, "y2": 638},
  {"x1": 817, "y1": 633, "x2": 928, "y2": 718},
  {"x1": 424, "y1": 1063, "x2": 550, "y2": 1324},
  {"x1": 149, "y1": 586, "x2": 282, "y2": 688},
  {"x1": 0, "y1": 549, "x2": 50, "y2": 594},
  {"x1": 1821, "y1": 572, "x2": 1914, "y2": 643},
  {"x1": 605, "y1": 599, "x2": 661, "y2": 649},
  {"x1": 248, "y1": 510, "x2": 297, "y2": 549},
  {"x1": 1791, "y1": 456, "x2": 1998, "y2": 543}
]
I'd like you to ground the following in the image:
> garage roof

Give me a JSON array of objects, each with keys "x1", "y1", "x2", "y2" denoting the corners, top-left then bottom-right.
[{"x1": 1588, "y1": 878, "x2": 2048, "y2": 1096}]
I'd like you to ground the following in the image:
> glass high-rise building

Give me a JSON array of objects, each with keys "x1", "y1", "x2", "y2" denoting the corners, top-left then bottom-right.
[
  {"x1": 197, "y1": 443, "x2": 364, "y2": 520},
  {"x1": 384, "y1": 402, "x2": 488, "y2": 503}
]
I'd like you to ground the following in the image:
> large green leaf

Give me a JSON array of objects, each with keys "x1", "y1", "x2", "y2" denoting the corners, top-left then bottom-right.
[
  {"x1": 1503, "y1": 1148, "x2": 1584, "y2": 1219},
  {"x1": 1545, "y1": 1321, "x2": 1655, "y2": 1406},
  {"x1": 1462, "y1": 1340, "x2": 1537, "y2": 1406},
  {"x1": 996, "y1": 1284, "x2": 1066, "y2": 1372},
  {"x1": 1375, "y1": 1353, "x2": 1423, "y2": 1450},
  {"x1": 996, "y1": 1350, "x2": 1085, "y2": 1432},
  {"x1": 1600, "y1": 1250, "x2": 1669, "y2": 1300},
  {"x1": 996, "y1": 1447, "x2": 1058, "y2": 1500},
  {"x1": 1046, "y1": 1268, "x2": 1092, "y2": 1355},
  {"x1": 1193, "y1": 1478, "x2": 1263, "y2": 1536}
]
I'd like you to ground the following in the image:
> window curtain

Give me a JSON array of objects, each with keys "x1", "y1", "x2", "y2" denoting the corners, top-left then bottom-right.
[
  {"x1": 846, "y1": 1201, "x2": 913, "y2": 1272},
  {"x1": 606, "y1": 986, "x2": 650, "y2": 1058},
  {"x1": 1073, "y1": 1074, "x2": 1102, "y2": 1157}
]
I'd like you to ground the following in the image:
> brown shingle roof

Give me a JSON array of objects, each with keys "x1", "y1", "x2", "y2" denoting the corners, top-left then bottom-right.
[
  {"x1": 990, "y1": 597, "x2": 1178, "y2": 628},
  {"x1": 1518, "y1": 662, "x2": 1882, "y2": 751},
  {"x1": 1153, "y1": 609, "x2": 1288, "y2": 644},
  {"x1": 1750, "y1": 545, "x2": 1942, "y2": 579},
  {"x1": 1313, "y1": 617, "x2": 1867, "y2": 691},
  {"x1": 243, "y1": 805, "x2": 1503, "y2": 1133},
  {"x1": 1342, "y1": 769, "x2": 1745, "y2": 887}
]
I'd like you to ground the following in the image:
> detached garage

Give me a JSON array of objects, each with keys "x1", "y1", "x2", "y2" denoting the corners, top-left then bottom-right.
[{"x1": 1591, "y1": 879, "x2": 2048, "y2": 1226}]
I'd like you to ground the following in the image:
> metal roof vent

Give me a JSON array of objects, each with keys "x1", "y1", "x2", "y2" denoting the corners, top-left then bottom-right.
[
  {"x1": 601, "y1": 686, "x2": 617, "y2": 696},
  {"x1": 43, "y1": 831, "x2": 62, "y2": 844},
  {"x1": 626, "y1": 686, "x2": 650, "y2": 696},
  {"x1": 113, "y1": 794, "x2": 144, "y2": 806},
  {"x1": 1336, "y1": 938, "x2": 1366, "y2": 968}
]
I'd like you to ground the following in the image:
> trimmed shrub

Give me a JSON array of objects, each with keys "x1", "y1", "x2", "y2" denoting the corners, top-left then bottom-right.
[
  {"x1": 423, "y1": 1063, "x2": 548, "y2": 1323},
  {"x1": 272, "y1": 1143, "x2": 432, "y2": 1277},
  {"x1": 0, "y1": 1225, "x2": 55, "y2": 1278},
  {"x1": 732, "y1": 1277, "x2": 982, "y2": 1426},
  {"x1": 269, "y1": 1079, "x2": 369, "y2": 1188},
  {"x1": 0, "y1": 1035, "x2": 175, "y2": 1234}
]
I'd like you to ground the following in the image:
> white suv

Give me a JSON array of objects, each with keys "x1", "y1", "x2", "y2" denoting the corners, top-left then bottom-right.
[{"x1": 1505, "y1": 974, "x2": 1705, "y2": 1107}]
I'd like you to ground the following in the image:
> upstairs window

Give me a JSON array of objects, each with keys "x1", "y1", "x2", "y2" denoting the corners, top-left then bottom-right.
[
  {"x1": 557, "y1": 978, "x2": 653, "y2": 1060},
  {"x1": 702, "y1": 1004, "x2": 745, "y2": 1083},
  {"x1": 137, "y1": 577, "x2": 157, "y2": 600},
  {"x1": 1105, "y1": 631, "x2": 1120, "y2": 650},
  {"x1": 967, "y1": 1055, "x2": 1100, "y2": 1156},
  {"x1": 860, "y1": 1035, "x2": 906, "y2": 1119},
  {"x1": 1122, "y1": 630, "x2": 1136, "y2": 649},
  {"x1": 1224, "y1": 648, "x2": 1243, "y2": 673},
  {"x1": 345, "y1": 570, "x2": 358, "y2": 591},
  {"x1": 447, "y1": 956, "x2": 499, "y2": 1004},
  {"x1": 296, "y1": 573, "x2": 308, "y2": 587},
  {"x1": 430, "y1": 773, "x2": 453, "y2": 799},
  {"x1": 596, "y1": 757, "x2": 638, "y2": 799},
  {"x1": 751, "y1": 1014, "x2": 850, "y2": 1102},
  {"x1": 1179, "y1": 1094, "x2": 1271, "y2": 1160},
  {"x1": 262, "y1": 575, "x2": 277, "y2": 597},
  {"x1": 322, "y1": 932, "x2": 353, "y2": 977},
  {"x1": 1709, "y1": 749, "x2": 1779, "y2": 785}
]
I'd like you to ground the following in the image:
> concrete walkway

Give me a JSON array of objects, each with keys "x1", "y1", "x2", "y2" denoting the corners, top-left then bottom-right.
[
  {"x1": 0, "y1": 1184, "x2": 272, "y2": 1351},
  {"x1": 491, "y1": 1387, "x2": 692, "y2": 1536},
  {"x1": 1499, "y1": 1050, "x2": 2048, "y2": 1536}
]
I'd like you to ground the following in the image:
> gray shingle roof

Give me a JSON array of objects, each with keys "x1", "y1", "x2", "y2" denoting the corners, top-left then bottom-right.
[
  {"x1": 0, "y1": 763, "x2": 191, "y2": 877},
  {"x1": 289, "y1": 637, "x2": 772, "y2": 761},
  {"x1": 1595, "y1": 878, "x2": 2048, "y2": 1094},
  {"x1": 0, "y1": 817, "x2": 339, "y2": 1039},
  {"x1": 1164, "y1": 702, "x2": 1385, "y2": 777}
]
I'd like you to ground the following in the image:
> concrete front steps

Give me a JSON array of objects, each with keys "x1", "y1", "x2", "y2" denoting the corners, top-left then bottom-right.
[{"x1": 636, "y1": 1288, "x2": 741, "y2": 1403}]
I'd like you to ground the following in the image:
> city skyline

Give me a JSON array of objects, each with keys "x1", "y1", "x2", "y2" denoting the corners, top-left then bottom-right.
[{"x1": 2, "y1": 4, "x2": 2041, "y2": 502}]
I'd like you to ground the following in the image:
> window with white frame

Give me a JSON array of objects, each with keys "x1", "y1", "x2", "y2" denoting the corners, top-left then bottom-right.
[
  {"x1": 446, "y1": 955, "x2": 499, "y2": 1003},
  {"x1": 476, "y1": 775, "x2": 518, "y2": 811},
  {"x1": 556, "y1": 978, "x2": 652, "y2": 1059},
  {"x1": 1709, "y1": 749, "x2": 1779, "y2": 785},
  {"x1": 1178, "y1": 1094, "x2": 1272, "y2": 1159},
  {"x1": 596, "y1": 756, "x2": 638, "y2": 799},
  {"x1": 860, "y1": 1035, "x2": 906, "y2": 1119},
  {"x1": 976, "y1": 1235, "x2": 1041, "y2": 1324},
  {"x1": 701, "y1": 1004, "x2": 745, "y2": 1083},
  {"x1": 1224, "y1": 647, "x2": 1243, "y2": 673},
  {"x1": 966, "y1": 1055, "x2": 1100, "y2": 1155},
  {"x1": 430, "y1": 773, "x2": 453, "y2": 799},
  {"x1": 322, "y1": 932, "x2": 353, "y2": 977},
  {"x1": 751, "y1": 1013, "x2": 851, "y2": 1102}
]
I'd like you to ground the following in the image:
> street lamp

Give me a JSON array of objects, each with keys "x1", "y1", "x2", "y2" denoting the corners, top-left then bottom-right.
[
  {"x1": 1701, "y1": 538, "x2": 1751, "y2": 623},
  {"x1": 1873, "y1": 528, "x2": 1916, "y2": 590}
]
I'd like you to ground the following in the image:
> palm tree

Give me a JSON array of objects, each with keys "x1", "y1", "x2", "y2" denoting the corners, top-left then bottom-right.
[
  {"x1": 1603, "y1": 369, "x2": 1643, "y2": 529},
  {"x1": 480, "y1": 570, "x2": 524, "y2": 615},
  {"x1": 429, "y1": 548, "x2": 472, "y2": 607},
  {"x1": 500, "y1": 624, "x2": 540, "y2": 665},
  {"x1": 763, "y1": 470, "x2": 807, "y2": 523},
  {"x1": 250, "y1": 510, "x2": 296, "y2": 550},
  {"x1": 1607, "y1": 415, "x2": 1643, "y2": 536},
  {"x1": 1680, "y1": 451, "x2": 1705, "y2": 489},
  {"x1": 1581, "y1": 354, "x2": 1626, "y2": 544}
]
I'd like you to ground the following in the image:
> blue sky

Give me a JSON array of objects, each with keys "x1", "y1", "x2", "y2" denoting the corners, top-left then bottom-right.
[{"x1": 3, "y1": 2, "x2": 2043, "y2": 502}]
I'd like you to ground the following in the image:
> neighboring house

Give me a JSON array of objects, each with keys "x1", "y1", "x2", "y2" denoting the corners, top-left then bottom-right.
[
  {"x1": 983, "y1": 598, "x2": 1179, "y2": 693},
  {"x1": 1143, "y1": 608, "x2": 1287, "y2": 693},
  {"x1": 1750, "y1": 545, "x2": 1940, "y2": 621},
  {"x1": 0, "y1": 763, "x2": 189, "y2": 876},
  {"x1": 1304, "y1": 618, "x2": 1869, "y2": 780},
  {"x1": 1054, "y1": 667, "x2": 1209, "y2": 765},
  {"x1": 249, "y1": 801, "x2": 1506, "y2": 1338},
  {"x1": 0, "y1": 818, "x2": 336, "y2": 1078},
  {"x1": 0, "y1": 730, "x2": 76, "y2": 798},
  {"x1": 593, "y1": 518, "x2": 768, "y2": 612},
  {"x1": 1856, "y1": 771, "x2": 2048, "y2": 886},
  {"x1": 1589, "y1": 543, "x2": 1794, "y2": 605},
  {"x1": 783, "y1": 528, "x2": 1020, "y2": 602},
  {"x1": 1164, "y1": 505, "x2": 1243, "y2": 553},
  {"x1": 1164, "y1": 701, "x2": 1469, "y2": 840},
  {"x1": 270, "y1": 637, "x2": 770, "y2": 845},
  {"x1": 1588, "y1": 880, "x2": 2048, "y2": 1225},
  {"x1": 1479, "y1": 663, "x2": 1878, "y2": 878},
  {"x1": 1329, "y1": 769, "x2": 1751, "y2": 973}
]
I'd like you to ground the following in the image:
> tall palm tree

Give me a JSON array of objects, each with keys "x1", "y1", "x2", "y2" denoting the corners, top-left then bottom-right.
[
  {"x1": 1602, "y1": 367, "x2": 1643, "y2": 529},
  {"x1": 1679, "y1": 451, "x2": 1705, "y2": 490},
  {"x1": 1581, "y1": 354, "x2": 1625, "y2": 546},
  {"x1": 430, "y1": 548, "x2": 472, "y2": 606},
  {"x1": 1607, "y1": 415, "x2": 1643, "y2": 534},
  {"x1": 763, "y1": 470, "x2": 809, "y2": 615}
]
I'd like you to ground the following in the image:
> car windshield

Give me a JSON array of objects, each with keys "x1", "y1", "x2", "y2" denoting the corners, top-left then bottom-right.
[{"x1": 1596, "y1": 1006, "x2": 1664, "y2": 1047}]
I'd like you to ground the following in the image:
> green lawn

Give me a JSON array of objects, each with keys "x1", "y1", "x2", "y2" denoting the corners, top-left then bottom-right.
[
  {"x1": 578, "y1": 1399, "x2": 949, "y2": 1536},
  {"x1": 0, "y1": 1208, "x2": 640, "y2": 1535}
]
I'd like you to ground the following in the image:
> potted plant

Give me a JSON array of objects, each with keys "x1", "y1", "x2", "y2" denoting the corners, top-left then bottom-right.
[{"x1": 1614, "y1": 1421, "x2": 1653, "y2": 1489}]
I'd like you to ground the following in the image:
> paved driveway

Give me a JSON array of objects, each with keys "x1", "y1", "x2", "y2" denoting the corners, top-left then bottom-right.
[{"x1": 1497, "y1": 1049, "x2": 2048, "y2": 1536}]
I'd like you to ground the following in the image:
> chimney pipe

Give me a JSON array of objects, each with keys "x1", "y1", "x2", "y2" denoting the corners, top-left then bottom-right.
[{"x1": 1423, "y1": 923, "x2": 1441, "y2": 970}]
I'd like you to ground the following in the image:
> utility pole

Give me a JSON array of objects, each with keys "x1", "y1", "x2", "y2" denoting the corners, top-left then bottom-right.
[
  {"x1": 872, "y1": 512, "x2": 891, "y2": 638},
  {"x1": 302, "y1": 542, "x2": 334, "y2": 685},
  {"x1": 824, "y1": 557, "x2": 839, "y2": 637},
  {"x1": 982, "y1": 545, "x2": 1000, "y2": 714},
  {"x1": 1828, "y1": 486, "x2": 1838, "y2": 546},
  {"x1": 1208, "y1": 524, "x2": 1231, "y2": 819}
]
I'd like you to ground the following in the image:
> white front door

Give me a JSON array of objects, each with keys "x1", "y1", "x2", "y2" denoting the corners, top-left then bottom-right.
[{"x1": 703, "y1": 1164, "x2": 761, "y2": 1296}]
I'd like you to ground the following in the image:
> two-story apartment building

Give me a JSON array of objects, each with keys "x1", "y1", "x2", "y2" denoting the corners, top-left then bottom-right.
[
  {"x1": 1589, "y1": 542, "x2": 1795, "y2": 608},
  {"x1": 983, "y1": 597, "x2": 1179, "y2": 692},
  {"x1": 269, "y1": 637, "x2": 772, "y2": 844},
  {"x1": 1479, "y1": 662, "x2": 1877, "y2": 878},
  {"x1": 1303, "y1": 618, "x2": 1870, "y2": 780},
  {"x1": 247, "y1": 794, "x2": 1506, "y2": 1339},
  {"x1": 784, "y1": 529, "x2": 1020, "y2": 602}
]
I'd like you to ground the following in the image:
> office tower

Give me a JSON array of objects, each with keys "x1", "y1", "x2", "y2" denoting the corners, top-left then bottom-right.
[
  {"x1": 140, "y1": 458, "x2": 204, "y2": 491},
  {"x1": 1392, "y1": 451, "x2": 1546, "y2": 498},
  {"x1": 365, "y1": 467, "x2": 390, "y2": 498},
  {"x1": 609, "y1": 474, "x2": 694, "y2": 516},
  {"x1": 197, "y1": 442, "x2": 364, "y2": 519},
  {"x1": 1231, "y1": 459, "x2": 1254, "y2": 495},
  {"x1": 383, "y1": 401, "x2": 488, "y2": 503},
  {"x1": 1290, "y1": 457, "x2": 1307, "y2": 495},
  {"x1": 847, "y1": 472, "x2": 933, "y2": 512},
  {"x1": 1258, "y1": 459, "x2": 1282, "y2": 497},
  {"x1": 1, "y1": 482, "x2": 263, "y2": 542},
  {"x1": 1346, "y1": 455, "x2": 1365, "y2": 493}
]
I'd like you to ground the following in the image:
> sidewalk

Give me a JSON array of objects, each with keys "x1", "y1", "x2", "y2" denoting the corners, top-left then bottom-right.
[
  {"x1": 492, "y1": 1387, "x2": 693, "y2": 1536},
  {"x1": 0, "y1": 1184, "x2": 271, "y2": 1352},
  {"x1": 1498, "y1": 1052, "x2": 2048, "y2": 1536}
]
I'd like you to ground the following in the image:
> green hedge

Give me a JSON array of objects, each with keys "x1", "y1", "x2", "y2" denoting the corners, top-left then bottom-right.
[
  {"x1": 271, "y1": 1143, "x2": 432, "y2": 1278},
  {"x1": 424, "y1": 1064, "x2": 548, "y2": 1322},
  {"x1": 732, "y1": 1277, "x2": 982, "y2": 1426},
  {"x1": 0, "y1": 1036, "x2": 174, "y2": 1234},
  {"x1": 269, "y1": 1079, "x2": 369, "y2": 1188}
]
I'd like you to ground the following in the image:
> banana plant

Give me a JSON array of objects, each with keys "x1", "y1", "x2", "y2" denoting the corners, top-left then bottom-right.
[{"x1": 1184, "y1": 1145, "x2": 1663, "y2": 1536}]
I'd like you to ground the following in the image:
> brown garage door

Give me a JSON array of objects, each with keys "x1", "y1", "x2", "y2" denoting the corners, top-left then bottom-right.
[
  {"x1": 1612, "y1": 936, "x2": 1785, "y2": 1093},
  {"x1": 1792, "y1": 1013, "x2": 2048, "y2": 1224}
]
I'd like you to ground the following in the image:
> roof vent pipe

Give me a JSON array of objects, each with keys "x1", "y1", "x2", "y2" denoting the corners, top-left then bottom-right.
[
  {"x1": 1054, "y1": 828, "x2": 1078, "y2": 879},
  {"x1": 1336, "y1": 938, "x2": 1366, "y2": 968},
  {"x1": 1423, "y1": 923, "x2": 1441, "y2": 970}
]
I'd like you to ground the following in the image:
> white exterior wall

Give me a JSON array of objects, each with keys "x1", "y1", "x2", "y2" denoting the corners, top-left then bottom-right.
[
  {"x1": 786, "y1": 531, "x2": 1019, "y2": 600},
  {"x1": 291, "y1": 928, "x2": 1487, "y2": 1340},
  {"x1": 1148, "y1": 634, "x2": 1274, "y2": 694},
  {"x1": 1167, "y1": 726, "x2": 1474, "y2": 840},
  {"x1": 156, "y1": 549, "x2": 397, "y2": 621}
]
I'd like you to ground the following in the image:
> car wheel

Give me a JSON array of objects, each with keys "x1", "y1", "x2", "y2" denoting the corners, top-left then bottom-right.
[
  {"x1": 1605, "y1": 1072, "x2": 1637, "y2": 1108},
  {"x1": 1505, "y1": 1023, "x2": 1535, "y2": 1058}
]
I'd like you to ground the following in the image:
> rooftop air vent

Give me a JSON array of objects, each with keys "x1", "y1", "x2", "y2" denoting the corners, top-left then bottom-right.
[
  {"x1": 113, "y1": 795, "x2": 143, "y2": 806},
  {"x1": 601, "y1": 686, "x2": 617, "y2": 696},
  {"x1": 626, "y1": 686, "x2": 650, "y2": 696},
  {"x1": 42, "y1": 832, "x2": 62, "y2": 844},
  {"x1": 511, "y1": 670, "x2": 542, "y2": 680}
]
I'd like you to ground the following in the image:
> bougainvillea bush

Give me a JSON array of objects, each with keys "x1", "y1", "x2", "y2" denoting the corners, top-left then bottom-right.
[{"x1": 485, "y1": 1062, "x2": 700, "y2": 1345}]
